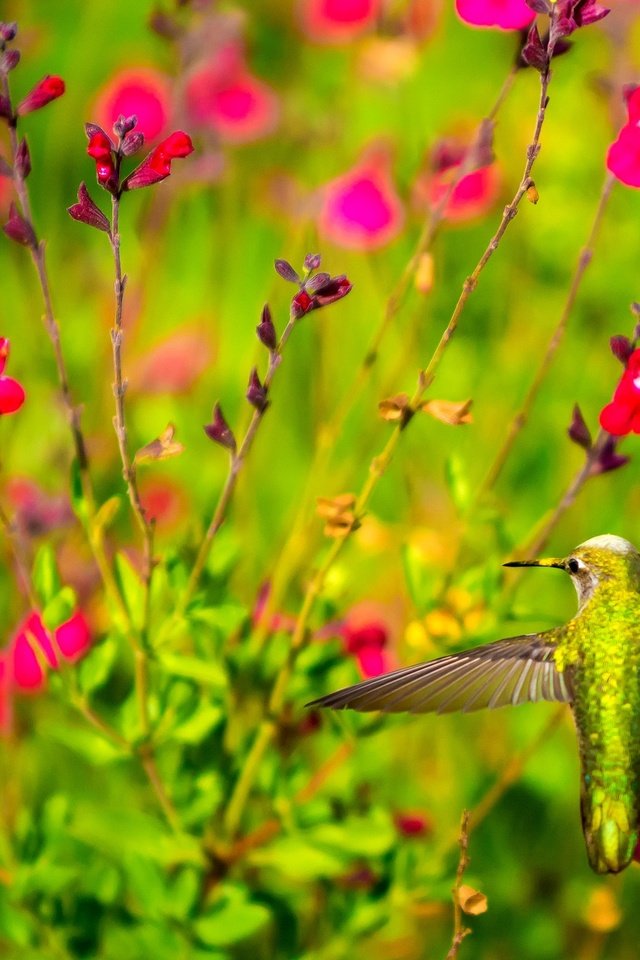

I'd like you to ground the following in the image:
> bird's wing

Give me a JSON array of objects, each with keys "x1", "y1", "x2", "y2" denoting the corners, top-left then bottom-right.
[{"x1": 308, "y1": 632, "x2": 573, "y2": 714}]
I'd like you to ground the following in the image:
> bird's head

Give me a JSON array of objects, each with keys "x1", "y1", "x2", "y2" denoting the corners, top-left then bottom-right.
[{"x1": 504, "y1": 534, "x2": 640, "y2": 610}]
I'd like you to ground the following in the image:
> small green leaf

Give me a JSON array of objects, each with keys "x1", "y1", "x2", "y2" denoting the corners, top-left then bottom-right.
[
  {"x1": 158, "y1": 652, "x2": 228, "y2": 691},
  {"x1": 248, "y1": 837, "x2": 346, "y2": 881},
  {"x1": 32, "y1": 544, "x2": 61, "y2": 606},
  {"x1": 115, "y1": 553, "x2": 145, "y2": 629},
  {"x1": 445, "y1": 454, "x2": 470, "y2": 513},
  {"x1": 401, "y1": 542, "x2": 431, "y2": 612},
  {"x1": 171, "y1": 702, "x2": 223, "y2": 744},
  {"x1": 77, "y1": 637, "x2": 117, "y2": 694},
  {"x1": 46, "y1": 722, "x2": 127, "y2": 765},
  {"x1": 195, "y1": 896, "x2": 271, "y2": 948},
  {"x1": 70, "y1": 458, "x2": 87, "y2": 521},
  {"x1": 94, "y1": 495, "x2": 121, "y2": 532},
  {"x1": 42, "y1": 586, "x2": 77, "y2": 631}
]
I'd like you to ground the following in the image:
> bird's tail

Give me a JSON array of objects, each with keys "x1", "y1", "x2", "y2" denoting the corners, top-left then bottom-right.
[{"x1": 581, "y1": 776, "x2": 638, "y2": 874}]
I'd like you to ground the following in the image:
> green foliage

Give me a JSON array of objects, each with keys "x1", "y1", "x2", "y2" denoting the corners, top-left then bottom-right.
[{"x1": 2, "y1": 1, "x2": 640, "y2": 959}]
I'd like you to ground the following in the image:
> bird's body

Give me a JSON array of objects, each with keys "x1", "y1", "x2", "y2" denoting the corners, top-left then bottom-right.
[{"x1": 309, "y1": 535, "x2": 640, "y2": 874}]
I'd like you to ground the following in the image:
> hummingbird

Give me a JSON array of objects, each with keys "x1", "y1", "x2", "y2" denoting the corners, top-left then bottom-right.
[{"x1": 308, "y1": 534, "x2": 640, "y2": 874}]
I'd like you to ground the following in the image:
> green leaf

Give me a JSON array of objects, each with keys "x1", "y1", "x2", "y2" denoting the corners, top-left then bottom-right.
[
  {"x1": 45, "y1": 722, "x2": 127, "y2": 765},
  {"x1": 171, "y1": 702, "x2": 223, "y2": 744},
  {"x1": 401, "y1": 542, "x2": 431, "y2": 612},
  {"x1": 248, "y1": 836, "x2": 346, "y2": 881},
  {"x1": 77, "y1": 637, "x2": 118, "y2": 694},
  {"x1": 188, "y1": 604, "x2": 248, "y2": 636},
  {"x1": 158, "y1": 652, "x2": 228, "y2": 691},
  {"x1": 305, "y1": 807, "x2": 396, "y2": 858},
  {"x1": 32, "y1": 544, "x2": 61, "y2": 606},
  {"x1": 195, "y1": 896, "x2": 271, "y2": 948},
  {"x1": 69, "y1": 806, "x2": 205, "y2": 867},
  {"x1": 115, "y1": 552, "x2": 145, "y2": 629},
  {"x1": 70, "y1": 458, "x2": 87, "y2": 521},
  {"x1": 94, "y1": 495, "x2": 121, "y2": 532},
  {"x1": 42, "y1": 586, "x2": 77, "y2": 631},
  {"x1": 444, "y1": 454, "x2": 470, "y2": 513}
]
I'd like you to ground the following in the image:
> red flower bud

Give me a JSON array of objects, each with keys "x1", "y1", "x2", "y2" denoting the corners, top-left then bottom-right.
[
  {"x1": 204, "y1": 403, "x2": 236, "y2": 451},
  {"x1": 0, "y1": 376, "x2": 25, "y2": 414},
  {"x1": 246, "y1": 367, "x2": 268, "y2": 412},
  {"x1": 257, "y1": 303, "x2": 277, "y2": 350},
  {"x1": 17, "y1": 75, "x2": 65, "y2": 115},
  {"x1": 3, "y1": 202, "x2": 36, "y2": 247}
]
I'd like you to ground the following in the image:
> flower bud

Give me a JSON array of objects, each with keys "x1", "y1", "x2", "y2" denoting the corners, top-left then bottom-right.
[
  {"x1": 0, "y1": 49, "x2": 20, "y2": 74},
  {"x1": 304, "y1": 252, "x2": 321, "y2": 272},
  {"x1": 274, "y1": 258, "x2": 300, "y2": 283},
  {"x1": 3, "y1": 203, "x2": 36, "y2": 247},
  {"x1": 17, "y1": 75, "x2": 65, "y2": 115},
  {"x1": 246, "y1": 368, "x2": 268, "y2": 412},
  {"x1": 203, "y1": 403, "x2": 236, "y2": 452},
  {"x1": 256, "y1": 303, "x2": 277, "y2": 350},
  {"x1": 15, "y1": 138, "x2": 30, "y2": 179},
  {"x1": 67, "y1": 182, "x2": 111, "y2": 233},
  {"x1": 0, "y1": 23, "x2": 17, "y2": 42}
]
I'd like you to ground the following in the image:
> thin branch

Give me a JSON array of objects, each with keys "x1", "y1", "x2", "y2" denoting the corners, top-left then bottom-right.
[
  {"x1": 478, "y1": 172, "x2": 616, "y2": 497},
  {"x1": 249, "y1": 66, "x2": 520, "y2": 654},
  {"x1": 178, "y1": 311, "x2": 299, "y2": 617},
  {"x1": 222, "y1": 43, "x2": 557, "y2": 839},
  {"x1": 446, "y1": 810, "x2": 472, "y2": 960}
]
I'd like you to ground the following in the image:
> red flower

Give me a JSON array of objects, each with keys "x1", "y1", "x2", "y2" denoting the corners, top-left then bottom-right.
[
  {"x1": 0, "y1": 338, "x2": 25, "y2": 415},
  {"x1": 299, "y1": 0, "x2": 382, "y2": 43},
  {"x1": 185, "y1": 43, "x2": 279, "y2": 144},
  {"x1": 319, "y1": 150, "x2": 404, "y2": 250},
  {"x1": 455, "y1": 0, "x2": 535, "y2": 29},
  {"x1": 17, "y1": 75, "x2": 65, "y2": 115},
  {"x1": 394, "y1": 811, "x2": 431, "y2": 837},
  {"x1": 93, "y1": 67, "x2": 170, "y2": 141},
  {"x1": 599, "y1": 349, "x2": 640, "y2": 436},
  {"x1": 11, "y1": 611, "x2": 91, "y2": 692},
  {"x1": 123, "y1": 131, "x2": 194, "y2": 190},
  {"x1": 139, "y1": 477, "x2": 188, "y2": 530},
  {"x1": 86, "y1": 127, "x2": 118, "y2": 189},
  {"x1": 607, "y1": 89, "x2": 640, "y2": 188}
]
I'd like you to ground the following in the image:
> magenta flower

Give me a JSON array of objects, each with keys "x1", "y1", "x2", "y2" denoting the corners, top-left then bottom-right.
[
  {"x1": 0, "y1": 338, "x2": 25, "y2": 415},
  {"x1": 11, "y1": 611, "x2": 91, "y2": 692},
  {"x1": 133, "y1": 330, "x2": 212, "y2": 394},
  {"x1": 455, "y1": 0, "x2": 535, "y2": 29},
  {"x1": 599, "y1": 348, "x2": 640, "y2": 436},
  {"x1": 298, "y1": 0, "x2": 382, "y2": 43},
  {"x1": 185, "y1": 43, "x2": 279, "y2": 144},
  {"x1": 607, "y1": 90, "x2": 640, "y2": 188},
  {"x1": 343, "y1": 620, "x2": 391, "y2": 678},
  {"x1": 86, "y1": 128, "x2": 117, "y2": 189},
  {"x1": 318, "y1": 150, "x2": 404, "y2": 250},
  {"x1": 394, "y1": 811, "x2": 431, "y2": 838},
  {"x1": 93, "y1": 68, "x2": 170, "y2": 141}
]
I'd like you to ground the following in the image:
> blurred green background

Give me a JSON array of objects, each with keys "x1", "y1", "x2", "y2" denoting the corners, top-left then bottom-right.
[{"x1": 2, "y1": 0, "x2": 640, "y2": 958}]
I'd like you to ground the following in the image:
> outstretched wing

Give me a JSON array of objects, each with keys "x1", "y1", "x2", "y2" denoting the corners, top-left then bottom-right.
[{"x1": 308, "y1": 632, "x2": 573, "y2": 714}]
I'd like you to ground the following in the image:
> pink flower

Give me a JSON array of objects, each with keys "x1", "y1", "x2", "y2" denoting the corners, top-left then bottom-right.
[
  {"x1": 343, "y1": 621, "x2": 390, "y2": 678},
  {"x1": 0, "y1": 338, "x2": 25, "y2": 415},
  {"x1": 6, "y1": 477, "x2": 72, "y2": 537},
  {"x1": 139, "y1": 478, "x2": 188, "y2": 530},
  {"x1": 607, "y1": 90, "x2": 640, "y2": 188},
  {"x1": 134, "y1": 331, "x2": 212, "y2": 394},
  {"x1": 11, "y1": 611, "x2": 91, "y2": 692},
  {"x1": 93, "y1": 68, "x2": 170, "y2": 141},
  {"x1": 599, "y1": 348, "x2": 640, "y2": 435},
  {"x1": 123, "y1": 131, "x2": 194, "y2": 190},
  {"x1": 416, "y1": 140, "x2": 500, "y2": 222},
  {"x1": 455, "y1": 0, "x2": 535, "y2": 29},
  {"x1": 185, "y1": 43, "x2": 279, "y2": 144},
  {"x1": 17, "y1": 75, "x2": 65, "y2": 115},
  {"x1": 299, "y1": 0, "x2": 382, "y2": 43},
  {"x1": 319, "y1": 151, "x2": 404, "y2": 250}
]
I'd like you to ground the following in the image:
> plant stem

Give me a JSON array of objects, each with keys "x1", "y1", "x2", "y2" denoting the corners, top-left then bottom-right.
[
  {"x1": 178, "y1": 312, "x2": 298, "y2": 616},
  {"x1": 445, "y1": 810, "x2": 471, "y2": 960},
  {"x1": 478, "y1": 172, "x2": 615, "y2": 497},
  {"x1": 249, "y1": 67, "x2": 520, "y2": 654},
  {"x1": 222, "y1": 46, "x2": 557, "y2": 838},
  {"x1": 0, "y1": 74, "x2": 130, "y2": 629}
]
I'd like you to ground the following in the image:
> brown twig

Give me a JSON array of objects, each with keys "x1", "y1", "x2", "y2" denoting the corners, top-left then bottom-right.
[{"x1": 446, "y1": 810, "x2": 472, "y2": 960}]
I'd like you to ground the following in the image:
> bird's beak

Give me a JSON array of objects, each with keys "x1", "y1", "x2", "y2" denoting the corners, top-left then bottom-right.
[{"x1": 503, "y1": 558, "x2": 565, "y2": 570}]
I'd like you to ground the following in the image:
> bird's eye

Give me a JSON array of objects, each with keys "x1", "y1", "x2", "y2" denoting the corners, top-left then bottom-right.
[{"x1": 568, "y1": 558, "x2": 581, "y2": 574}]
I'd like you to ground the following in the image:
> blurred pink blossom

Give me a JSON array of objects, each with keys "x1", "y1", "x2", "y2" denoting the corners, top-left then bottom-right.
[
  {"x1": 455, "y1": 0, "x2": 535, "y2": 29},
  {"x1": 415, "y1": 139, "x2": 500, "y2": 222},
  {"x1": 94, "y1": 68, "x2": 170, "y2": 141},
  {"x1": 12, "y1": 611, "x2": 91, "y2": 692},
  {"x1": 299, "y1": 0, "x2": 382, "y2": 42},
  {"x1": 133, "y1": 330, "x2": 212, "y2": 394},
  {"x1": 319, "y1": 150, "x2": 404, "y2": 250},
  {"x1": 186, "y1": 43, "x2": 279, "y2": 144},
  {"x1": 607, "y1": 87, "x2": 640, "y2": 188}
]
